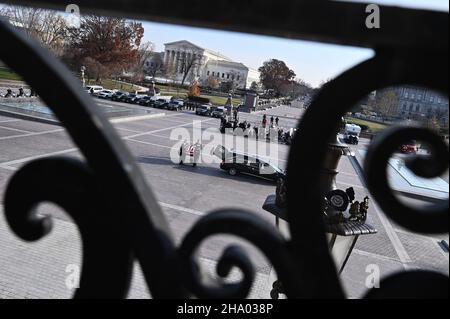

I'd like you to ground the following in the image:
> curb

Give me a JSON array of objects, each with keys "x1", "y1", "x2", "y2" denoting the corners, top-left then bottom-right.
[
  {"x1": 0, "y1": 108, "x2": 167, "y2": 126},
  {"x1": 110, "y1": 112, "x2": 166, "y2": 123},
  {"x1": 350, "y1": 150, "x2": 446, "y2": 204}
]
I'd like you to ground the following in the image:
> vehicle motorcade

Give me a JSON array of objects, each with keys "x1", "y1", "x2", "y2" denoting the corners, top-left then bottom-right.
[
  {"x1": 196, "y1": 104, "x2": 212, "y2": 116},
  {"x1": 85, "y1": 85, "x2": 103, "y2": 95},
  {"x1": 111, "y1": 91, "x2": 127, "y2": 101},
  {"x1": 212, "y1": 146, "x2": 285, "y2": 182},
  {"x1": 96, "y1": 89, "x2": 116, "y2": 99},
  {"x1": 212, "y1": 106, "x2": 226, "y2": 118},
  {"x1": 399, "y1": 140, "x2": 417, "y2": 154},
  {"x1": 167, "y1": 99, "x2": 184, "y2": 111},
  {"x1": 343, "y1": 123, "x2": 361, "y2": 145}
]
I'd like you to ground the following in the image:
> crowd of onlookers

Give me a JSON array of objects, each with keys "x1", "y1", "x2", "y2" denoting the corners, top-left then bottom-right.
[{"x1": 0, "y1": 87, "x2": 37, "y2": 98}]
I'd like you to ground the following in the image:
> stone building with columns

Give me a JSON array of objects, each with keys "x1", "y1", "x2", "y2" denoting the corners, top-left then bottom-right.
[{"x1": 160, "y1": 40, "x2": 259, "y2": 90}]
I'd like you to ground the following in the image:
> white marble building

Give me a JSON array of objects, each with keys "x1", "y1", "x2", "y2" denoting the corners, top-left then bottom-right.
[{"x1": 161, "y1": 40, "x2": 259, "y2": 90}]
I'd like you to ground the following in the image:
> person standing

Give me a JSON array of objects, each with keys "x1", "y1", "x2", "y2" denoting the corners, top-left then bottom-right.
[
  {"x1": 4, "y1": 89, "x2": 14, "y2": 98},
  {"x1": 262, "y1": 114, "x2": 267, "y2": 128},
  {"x1": 275, "y1": 117, "x2": 279, "y2": 126}
]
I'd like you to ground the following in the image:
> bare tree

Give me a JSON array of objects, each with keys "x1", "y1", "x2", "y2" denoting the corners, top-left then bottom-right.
[
  {"x1": 128, "y1": 41, "x2": 154, "y2": 83},
  {"x1": 1, "y1": 5, "x2": 68, "y2": 56},
  {"x1": 206, "y1": 75, "x2": 220, "y2": 90},
  {"x1": 250, "y1": 81, "x2": 259, "y2": 91},
  {"x1": 144, "y1": 52, "x2": 164, "y2": 79},
  {"x1": 164, "y1": 62, "x2": 178, "y2": 89},
  {"x1": 177, "y1": 48, "x2": 203, "y2": 86},
  {"x1": 372, "y1": 89, "x2": 399, "y2": 120},
  {"x1": 220, "y1": 70, "x2": 241, "y2": 93}
]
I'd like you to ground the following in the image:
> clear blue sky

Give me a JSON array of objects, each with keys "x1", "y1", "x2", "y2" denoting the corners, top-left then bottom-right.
[{"x1": 141, "y1": 0, "x2": 448, "y2": 88}]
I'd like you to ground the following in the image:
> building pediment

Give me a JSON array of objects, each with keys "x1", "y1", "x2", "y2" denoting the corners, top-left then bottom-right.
[{"x1": 164, "y1": 40, "x2": 204, "y2": 52}]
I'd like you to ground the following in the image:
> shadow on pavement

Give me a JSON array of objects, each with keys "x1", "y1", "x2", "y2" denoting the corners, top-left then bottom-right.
[{"x1": 136, "y1": 155, "x2": 275, "y2": 186}]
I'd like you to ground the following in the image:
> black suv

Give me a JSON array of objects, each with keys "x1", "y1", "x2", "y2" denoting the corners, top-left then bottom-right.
[
  {"x1": 195, "y1": 104, "x2": 212, "y2": 116},
  {"x1": 138, "y1": 96, "x2": 153, "y2": 106},
  {"x1": 154, "y1": 99, "x2": 170, "y2": 109},
  {"x1": 111, "y1": 91, "x2": 127, "y2": 102}
]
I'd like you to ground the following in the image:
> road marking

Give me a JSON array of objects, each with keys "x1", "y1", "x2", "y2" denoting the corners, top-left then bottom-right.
[
  {"x1": 338, "y1": 171, "x2": 358, "y2": 178},
  {"x1": 156, "y1": 116, "x2": 195, "y2": 125},
  {"x1": 0, "y1": 148, "x2": 78, "y2": 169},
  {"x1": 127, "y1": 138, "x2": 172, "y2": 150},
  {"x1": 0, "y1": 128, "x2": 64, "y2": 141},
  {"x1": 353, "y1": 248, "x2": 404, "y2": 264},
  {"x1": 0, "y1": 125, "x2": 33, "y2": 134},
  {"x1": 0, "y1": 119, "x2": 21, "y2": 124},
  {"x1": 127, "y1": 138, "x2": 217, "y2": 161},
  {"x1": 159, "y1": 202, "x2": 205, "y2": 217},
  {"x1": 0, "y1": 165, "x2": 17, "y2": 171},
  {"x1": 110, "y1": 113, "x2": 166, "y2": 123},
  {"x1": 115, "y1": 127, "x2": 143, "y2": 134},
  {"x1": 125, "y1": 118, "x2": 215, "y2": 139}
]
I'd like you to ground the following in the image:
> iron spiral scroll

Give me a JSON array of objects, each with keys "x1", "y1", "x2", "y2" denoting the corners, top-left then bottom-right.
[{"x1": 1, "y1": 6, "x2": 449, "y2": 298}]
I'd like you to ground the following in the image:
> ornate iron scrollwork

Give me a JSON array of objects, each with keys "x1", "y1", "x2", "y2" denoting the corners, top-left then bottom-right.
[{"x1": 0, "y1": 1, "x2": 448, "y2": 299}]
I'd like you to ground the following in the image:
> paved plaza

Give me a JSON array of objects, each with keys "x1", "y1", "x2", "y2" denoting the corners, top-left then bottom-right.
[{"x1": 0, "y1": 99, "x2": 448, "y2": 299}]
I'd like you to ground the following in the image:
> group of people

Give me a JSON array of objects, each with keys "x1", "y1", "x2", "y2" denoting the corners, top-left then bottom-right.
[
  {"x1": 219, "y1": 113, "x2": 296, "y2": 144},
  {"x1": 0, "y1": 87, "x2": 37, "y2": 98},
  {"x1": 261, "y1": 114, "x2": 280, "y2": 128}
]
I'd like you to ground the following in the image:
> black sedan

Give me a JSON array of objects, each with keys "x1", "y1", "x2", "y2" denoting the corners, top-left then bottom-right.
[{"x1": 214, "y1": 147, "x2": 285, "y2": 182}]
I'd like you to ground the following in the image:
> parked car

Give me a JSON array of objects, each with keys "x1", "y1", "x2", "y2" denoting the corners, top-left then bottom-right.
[
  {"x1": 96, "y1": 89, "x2": 115, "y2": 99},
  {"x1": 167, "y1": 99, "x2": 184, "y2": 111},
  {"x1": 138, "y1": 96, "x2": 154, "y2": 106},
  {"x1": 399, "y1": 140, "x2": 417, "y2": 154},
  {"x1": 212, "y1": 146, "x2": 285, "y2": 182},
  {"x1": 134, "y1": 94, "x2": 150, "y2": 104},
  {"x1": 85, "y1": 85, "x2": 103, "y2": 95},
  {"x1": 212, "y1": 106, "x2": 226, "y2": 118},
  {"x1": 123, "y1": 93, "x2": 147, "y2": 104},
  {"x1": 154, "y1": 98, "x2": 170, "y2": 109},
  {"x1": 111, "y1": 91, "x2": 127, "y2": 101},
  {"x1": 196, "y1": 104, "x2": 212, "y2": 116}
]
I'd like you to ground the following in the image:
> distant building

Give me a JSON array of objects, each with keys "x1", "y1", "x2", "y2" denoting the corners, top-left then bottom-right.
[
  {"x1": 392, "y1": 86, "x2": 448, "y2": 123},
  {"x1": 147, "y1": 40, "x2": 260, "y2": 90}
]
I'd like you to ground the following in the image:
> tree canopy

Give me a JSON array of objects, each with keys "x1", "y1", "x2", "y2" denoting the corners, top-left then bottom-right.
[
  {"x1": 258, "y1": 59, "x2": 296, "y2": 96},
  {"x1": 65, "y1": 15, "x2": 144, "y2": 81}
]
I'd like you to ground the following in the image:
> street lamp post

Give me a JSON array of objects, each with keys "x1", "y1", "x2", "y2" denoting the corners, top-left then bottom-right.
[
  {"x1": 150, "y1": 79, "x2": 156, "y2": 96},
  {"x1": 262, "y1": 121, "x2": 377, "y2": 299},
  {"x1": 81, "y1": 66, "x2": 86, "y2": 87}
]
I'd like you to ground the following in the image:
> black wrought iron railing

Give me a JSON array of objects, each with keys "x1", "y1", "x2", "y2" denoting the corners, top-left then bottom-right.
[{"x1": 0, "y1": 0, "x2": 448, "y2": 298}]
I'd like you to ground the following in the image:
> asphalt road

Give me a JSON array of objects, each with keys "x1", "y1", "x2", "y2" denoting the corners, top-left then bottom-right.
[
  {"x1": 0, "y1": 100, "x2": 303, "y2": 279},
  {"x1": 0, "y1": 99, "x2": 448, "y2": 298}
]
